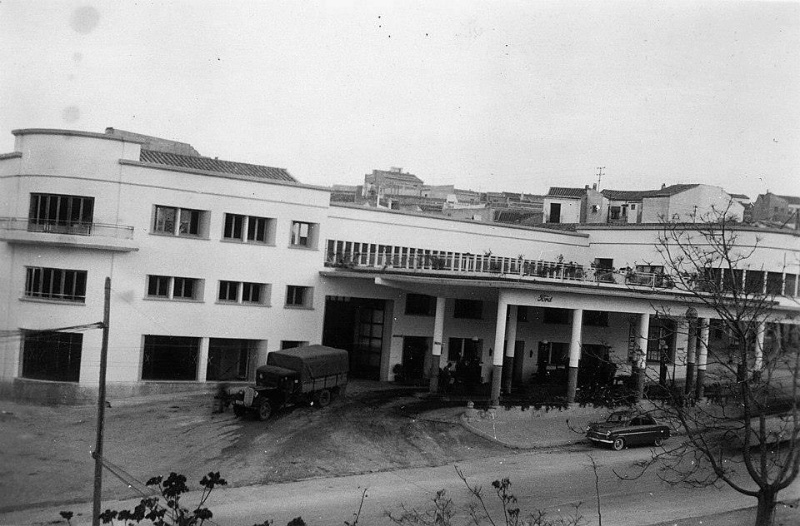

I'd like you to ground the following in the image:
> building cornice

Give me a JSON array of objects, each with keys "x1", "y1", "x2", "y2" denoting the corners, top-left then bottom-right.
[{"x1": 12, "y1": 128, "x2": 146, "y2": 144}]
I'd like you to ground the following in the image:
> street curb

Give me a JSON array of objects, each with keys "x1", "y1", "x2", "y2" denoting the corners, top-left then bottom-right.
[{"x1": 459, "y1": 412, "x2": 579, "y2": 450}]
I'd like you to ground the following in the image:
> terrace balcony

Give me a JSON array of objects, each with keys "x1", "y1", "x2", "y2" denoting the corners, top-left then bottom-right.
[
  {"x1": 323, "y1": 239, "x2": 670, "y2": 292},
  {"x1": 323, "y1": 240, "x2": 800, "y2": 302},
  {"x1": 0, "y1": 217, "x2": 138, "y2": 252}
]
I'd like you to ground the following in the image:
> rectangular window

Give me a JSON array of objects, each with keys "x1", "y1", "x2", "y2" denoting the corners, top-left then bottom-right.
[
  {"x1": 147, "y1": 275, "x2": 170, "y2": 298},
  {"x1": 28, "y1": 193, "x2": 94, "y2": 235},
  {"x1": 281, "y1": 340, "x2": 309, "y2": 350},
  {"x1": 22, "y1": 331, "x2": 82, "y2": 382},
  {"x1": 172, "y1": 277, "x2": 196, "y2": 299},
  {"x1": 142, "y1": 335, "x2": 199, "y2": 380},
  {"x1": 286, "y1": 285, "x2": 313, "y2": 308},
  {"x1": 218, "y1": 280, "x2": 239, "y2": 302},
  {"x1": 745, "y1": 270, "x2": 765, "y2": 294},
  {"x1": 247, "y1": 217, "x2": 269, "y2": 243},
  {"x1": 153, "y1": 205, "x2": 206, "y2": 237},
  {"x1": 25, "y1": 267, "x2": 87, "y2": 302},
  {"x1": 242, "y1": 282, "x2": 264, "y2": 304},
  {"x1": 453, "y1": 299, "x2": 482, "y2": 319},
  {"x1": 405, "y1": 293, "x2": 436, "y2": 316},
  {"x1": 290, "y1": 221, "x2": 318, "y2": 248},
  {"x1": 785, "y1": 274, "x2": 797, "y2": 297},
  {"x1": 583, "y1": 311, "x2": 609, "y2": 327},
  {"x1": 145, "y1": 275, "x2": 203, "y2": 301},
  {"x1": 766, "y1": 272, "x2": 784, "y2": 296},
  {"x1": 223, "y1": 214, "x2": 244, "y2": 240},
  {"x1": 207, "y1": 338, "x2": 258, "y2": 381},
  {"x1": 543, "y1": 308, "x2": 570, "y2": 325}
]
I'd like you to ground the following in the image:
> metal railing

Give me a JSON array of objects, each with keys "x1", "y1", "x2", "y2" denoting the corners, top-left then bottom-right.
[
  {"x1": 0, "y1": 217, "x2": 135, "y2": 239},
  {"x1": 323, "y1": 239, "x2": 672, "y2": 289}
]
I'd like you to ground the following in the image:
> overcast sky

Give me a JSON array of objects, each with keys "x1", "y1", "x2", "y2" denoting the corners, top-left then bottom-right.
[{"x1": 1, "y1": 1, "x2": 798, "y2": 199}]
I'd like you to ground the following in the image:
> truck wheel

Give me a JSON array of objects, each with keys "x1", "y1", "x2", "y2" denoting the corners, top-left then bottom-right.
[
  {"x1": 233, "y1": 405, "x2": 246, "y2": 418},
  {"x1": 257, "y1": 400, "x2": 272, "y2": 421},
  {"x1": 317, "y1": 389, "x2": 332, "y2": 408}
]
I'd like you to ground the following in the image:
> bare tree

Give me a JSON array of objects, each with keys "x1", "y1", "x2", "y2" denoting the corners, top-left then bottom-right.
[{"x1": 631, "y1": 206, "x2": 800, "y2": 526}]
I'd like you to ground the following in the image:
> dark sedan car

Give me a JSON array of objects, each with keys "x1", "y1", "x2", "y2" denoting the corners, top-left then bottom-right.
[{"x1": 586, "y1": 410, "x2": 670, "y2": 451}]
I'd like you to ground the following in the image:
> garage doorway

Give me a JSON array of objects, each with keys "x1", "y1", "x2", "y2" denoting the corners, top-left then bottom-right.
[{"x1": 323, "y1": 296, "x2": 388, "y2": 380}]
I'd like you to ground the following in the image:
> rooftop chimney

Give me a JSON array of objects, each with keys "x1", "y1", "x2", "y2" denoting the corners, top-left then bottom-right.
[
  {"x1": 592, "y1": 183, "x2": 597, "y2": 190},
  {"x1": 661, "y1": 183, "x2": 666, "y2": 189}
]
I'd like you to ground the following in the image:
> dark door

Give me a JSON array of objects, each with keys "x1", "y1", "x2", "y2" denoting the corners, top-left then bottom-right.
[
  {"x1": 322, "y1": 297, "x2": 387, "y2": 380},
  {"x1": 402, "y1": 336, "x2": 429, "y2": 382},
  {"x1": 549, "y1": 203, "x2": 561, "y2": 223}
]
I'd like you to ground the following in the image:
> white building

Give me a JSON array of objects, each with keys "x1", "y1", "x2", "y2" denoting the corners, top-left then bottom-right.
[{"x1": 1, "y1": 128, "x2": 798, "y2": 404}]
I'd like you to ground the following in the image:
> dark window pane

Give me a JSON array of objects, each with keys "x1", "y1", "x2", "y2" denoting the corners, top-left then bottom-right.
[
  {"x1": 142, "y1": 336, "x2": 198, "y2": 380},
  {"x1": 22, "y1": 331, "x2": 82, "y2": 382}
]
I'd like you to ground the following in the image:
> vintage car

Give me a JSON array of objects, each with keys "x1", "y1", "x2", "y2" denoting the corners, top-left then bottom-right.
[{"x1": 586, "y1": 410, "x2": 670, "y2": 450}]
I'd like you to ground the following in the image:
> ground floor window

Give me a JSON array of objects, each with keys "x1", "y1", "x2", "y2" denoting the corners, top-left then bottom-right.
[
  {"x1": 207, "y1": 339, "x2": 257, "y2": 381},
  {"x1": 21, "y1": 331, "x2": 82, "y2": 382},
  {"x1": 142, "y1": 335, "x2": 199, "y2": 380}
]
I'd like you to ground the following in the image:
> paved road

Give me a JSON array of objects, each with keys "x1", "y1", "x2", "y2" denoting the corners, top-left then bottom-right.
[{"x1": 6, "y1": 445, "x2": 798, "y2": 526}]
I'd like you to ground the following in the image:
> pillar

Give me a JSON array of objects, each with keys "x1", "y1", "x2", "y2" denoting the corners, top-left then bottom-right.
[
  {"x1": 502, "y1": 305, "x2": 518, "y2": 394},
  {"x1": 197, "y1": 337, "x2": 210, "y2": 382},
  {"x1": 429, "y1": 296, "x2": 447, "y2": 393},
  {"x1": 754, "y1": 321, "x2": 765, "y2": 381},
  {"x1": 635, "y1": 313, "x2": 650, "y2": 401},
  {"x1": 684, "y1": 318, "x2": 697, "y2": 395},
  {"x1": 566, "y1": 308, "x2": 584, "y2": 404},
  {"x1": 490, "y1": 296, "x2": 509, "y2": 406},
  {"x1": 695, "y1": 318, "x2": 709, "y2": 399}
]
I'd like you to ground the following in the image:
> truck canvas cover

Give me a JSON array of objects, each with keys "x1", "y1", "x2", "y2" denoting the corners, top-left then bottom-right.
[{"x1": 266, "y1": 345, "x2": 349, "y2": 384}]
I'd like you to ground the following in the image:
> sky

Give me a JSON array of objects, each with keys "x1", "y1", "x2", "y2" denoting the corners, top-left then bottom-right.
[{"x1": 1, "y1": 0, "x2": 798, "y2": 199}]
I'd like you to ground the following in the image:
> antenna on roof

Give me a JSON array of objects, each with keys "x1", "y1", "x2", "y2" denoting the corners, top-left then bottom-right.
[{"x1": 596, "y1": 166, "x2": 605, "y2": 190}]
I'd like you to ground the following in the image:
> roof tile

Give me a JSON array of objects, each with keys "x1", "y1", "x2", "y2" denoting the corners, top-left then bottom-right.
[{"x1": 139, "y1": 150, "x2": 296, "y2": 182}]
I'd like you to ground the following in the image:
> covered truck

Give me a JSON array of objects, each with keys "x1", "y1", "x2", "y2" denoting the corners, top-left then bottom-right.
[{"x1": 232, "y1": 345, "x2": 349, "y2": 420}]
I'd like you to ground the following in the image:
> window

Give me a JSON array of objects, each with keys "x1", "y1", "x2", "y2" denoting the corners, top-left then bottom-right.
[
  {"x1": 405, "y1": 293, "x2": 436, "y2": 316},
  {"x1": 290, "y1": 221, "x2": 318, "y2": 248},
  {"x1": 146, "y1": 275, "x2": 203, "y2": 301},
  {"x1": 583, "y1": 311, "x2": 609, "y2": 327},
  {"x1": 223, "y1": 214, "x2": 274, "y2": 244},
  {"x1": 207, "y1": 338, "x2": 258, "y2": 381},
  {"x1": 25, "y1": 267, "x2": 87, "y2": 302},
  {"x1": 453, "y1": 299, "x2": 482, "y2": 319},
  {"x1": 217, "y1": 281, "x2": 269, "y2": 305},
  {"x1": 242, "y1": 282, "x2": 265, "y2": 304},
  {"x1": 29, "y1": 193, "x2": 94, "y2": 235},
  {"x1": 785, "y1": 274, "x2": 797, "y2": 297},
  {"x1": 22, "y1": 331, "x2": 82, "y2": 382},
  {"x1": 153, "y1": 205, "x2": 207, "y2": 237},
  {"x1": 147, "y1": 275, "x2": 170, "y2": 298},
  {"x1": 543, "y1": 308, "x2": 570, "y2": 325},
  {"x1": 281, "y1": 340, "x2": 309, "y2": 350},
  {"x1": 745, "y1": 270, "x2": 765, "y2": 294},
  {"x1": 223, "y1": 214, "x2": 244, "y2": 240},
  {"x1": 286, "y1": 285, "x2": 313, "y2": 308},
  {"x1": 142, "y1": 335, "x2": 199, "y2": 380},
  {"x1": 766, "y1": 272, "x2": 784, "y2": 296}
]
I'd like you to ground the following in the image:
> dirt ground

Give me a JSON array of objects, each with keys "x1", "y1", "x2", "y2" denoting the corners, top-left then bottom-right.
[{"x1": 0, "y1": 382, "x2": 506, "y2": 513}]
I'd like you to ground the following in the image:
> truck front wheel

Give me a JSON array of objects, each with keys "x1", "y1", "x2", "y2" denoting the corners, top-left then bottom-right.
[
  {"x1": 257, "y1": 399, "x2": 272, "y2": 421},
  {"x1": 317, "y1": 389, "x2": 332, "y2": 408}
]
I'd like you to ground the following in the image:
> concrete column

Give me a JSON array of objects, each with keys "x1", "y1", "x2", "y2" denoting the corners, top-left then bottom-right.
[
  {"x1": 197, "y1": 337, "x2": 210, "y2": 382},
  {"x1": 754, "y1": 321, "x2": 765, "y2": 379},
  {"x1": 695, "y1": 318, "x2": 709, "y2": 399},
  {"x1": 490, "y1": 296, "x2": 509, "y2": 406},
  {"x1": 429, "y1": 296, "x2": 447, "y2": 393},
  {"x1": 635, "y1": 313, "x2": 650, "y2": 401},
  {"x1": 566, "y1": 308, "x2": 584, "y2": 404},
  {"x1": 684, "y1": 319, "x2": 697, "y2": 395},
  {"x1": 503, "y1": 305, "x2": 518, "y2": 394}
]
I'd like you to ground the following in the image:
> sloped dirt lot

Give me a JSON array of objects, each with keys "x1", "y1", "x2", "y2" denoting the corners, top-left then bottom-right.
[{"x1": 0, "y1": 383, "x2": 506, "y2": 513}]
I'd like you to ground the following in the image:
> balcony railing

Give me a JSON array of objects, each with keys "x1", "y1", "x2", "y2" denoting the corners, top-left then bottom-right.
[
  {"x1": 0, "y1": 217, "x2": 134, "y2": 239},
  {"x1": 323, "y1": 239, "x2": 674, "y2": 290}
]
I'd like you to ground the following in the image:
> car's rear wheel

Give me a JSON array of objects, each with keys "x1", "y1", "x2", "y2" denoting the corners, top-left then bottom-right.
[
  {"x1": 317, "y1": 389, "x2": 332, "y2": 408},
  {"x1": 257, "y1": 399, "x2": 272, "y2": 421},
  {"x1": 653, "y1": 437, "x2": 665, "y2": 447},
  {"x1": 612, "y1": 437, "x2": 626, "y2": 451}
]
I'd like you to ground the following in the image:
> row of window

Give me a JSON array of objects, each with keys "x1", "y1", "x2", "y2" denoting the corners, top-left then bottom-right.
[
  {"x1": 22, "y1": 266, "x2": 313, "y2": 308},
  {"x1": 21, "y1": 333, "x2": 311, "y2": 383},
  {"x1": 152, "y1": 205, "x2": 319, "y2": 248},
  {"x1": 404, "y1": 294, "x2": 610, "y2": 325}
]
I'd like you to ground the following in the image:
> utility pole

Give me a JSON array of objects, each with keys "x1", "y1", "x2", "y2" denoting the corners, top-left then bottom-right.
[
  {"x1": 596, "y1": 166, "x2": 605, "y2": 189},
  {"x1": 92, "y1": 277, "x2": 111, "y2": 526}
]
